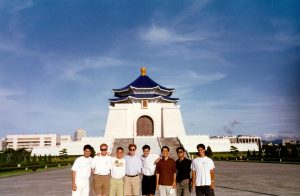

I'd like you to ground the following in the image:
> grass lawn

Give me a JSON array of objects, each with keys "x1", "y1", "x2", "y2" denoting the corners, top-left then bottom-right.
[{"x1": 0, "y1": 165, "x2": 70, "y2": 178}]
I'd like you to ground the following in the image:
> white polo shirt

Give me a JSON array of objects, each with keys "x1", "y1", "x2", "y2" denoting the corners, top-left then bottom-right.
[
  {"x1": 71, "y1": 156, "x2": 93, "y2": 183},
  {"x1": 111, "y1": 157, "x2": 126, "y2": 179},
  {"x1": 141, "y1": 154, "x2": 160, "y2": 176},
  {"x1": 124, "y1": 154, "x2": 142, "y2": 176},
  {"x1": 191, "y1": 156, "x2": 215, "y2": 186},
  {"x1": 92, "y1": 155, "x2": 111, "y2": 175}
]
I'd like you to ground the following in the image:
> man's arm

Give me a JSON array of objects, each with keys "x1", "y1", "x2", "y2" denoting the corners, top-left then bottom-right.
[
  {"x1": 210, "y1": 169, "x2": 216, "y2": 189},
  {"x1": 172, "y1": 172, "x2": 176, "y2": 188},
  {"x1": 171, "y1": 161, "x2": 177, "y2": 188},
  {"x1": 154, "y1": 157, "x2": 160, "y2": 165},
  {"x1": 156, "y1": 173, "x2": 160, "y2": 190},
  {"x1": 192, "y1": 170, "x2": 196, "y2": 191},
  {"x1": 139, "y1": 157, "x2": 143, "y2": 173},
  {"x1": 72, "y1": 171, "x2": 77, "y2": 191}
]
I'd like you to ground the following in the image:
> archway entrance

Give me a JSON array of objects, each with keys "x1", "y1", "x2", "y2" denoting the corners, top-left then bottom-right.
[{"x1": 137, "y1": 116, "x2": 154, "y2": 136}]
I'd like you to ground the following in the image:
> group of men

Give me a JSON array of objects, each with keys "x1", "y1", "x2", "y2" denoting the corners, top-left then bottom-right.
[{"x1": 71, "y1": 143, "x2": 215, "y2": 196}]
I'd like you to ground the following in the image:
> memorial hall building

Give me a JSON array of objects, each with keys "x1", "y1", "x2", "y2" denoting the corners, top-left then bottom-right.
[{"x1": 30, "y1": 68, "x2": 260, "y2": 157}]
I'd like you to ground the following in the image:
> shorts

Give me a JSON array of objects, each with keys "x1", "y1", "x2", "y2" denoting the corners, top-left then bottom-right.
[{"x1": 142, "y1": 175, "x2": 156, "y2": 195}]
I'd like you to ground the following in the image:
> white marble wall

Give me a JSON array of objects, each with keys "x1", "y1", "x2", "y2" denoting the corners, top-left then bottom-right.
[{"x1": 104, "y1": 101, "x2": 186, "y2": 138}]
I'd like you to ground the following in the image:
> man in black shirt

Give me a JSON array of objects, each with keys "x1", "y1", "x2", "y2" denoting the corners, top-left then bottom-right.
[{"x1": 176, "y1": 147, "x2": 192, "y2": 196}]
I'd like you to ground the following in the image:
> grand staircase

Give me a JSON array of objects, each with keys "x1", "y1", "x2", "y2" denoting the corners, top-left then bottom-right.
[
  {"x1": 158, "y1": 137, "x2": 182, "y2": 160},
  {"x1": 110, "y1": 138, "x2": 134, "y2": 156},
  {"x1": 110, "y1": 137, "x2": 183, "y2": 160}
]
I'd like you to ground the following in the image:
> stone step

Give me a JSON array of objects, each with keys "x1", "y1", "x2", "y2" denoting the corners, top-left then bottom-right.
[
  {"x1": 111, "y1": 138, "x2": 134, "y2": 155},
  {"x1": 110, "y1": 137, "x2": 185, "y2": 160},
  {"x1": 158, "y1": 137, "x2": 182, "y2": 160}
]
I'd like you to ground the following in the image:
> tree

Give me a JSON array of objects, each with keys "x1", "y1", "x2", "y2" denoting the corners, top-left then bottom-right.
[
  {"x1": 26, "y1": 154, "x2": 31, "y2": 163},
  {"x1": 47, "y1": 154, "x2": 52, "y2": 163},
  {"x1": 230, "y1": 146, "x2": 239, "y2": 156},
  {"x1": 206, "y1": 146, "x2": 213, "y2": 158},
  {"x1": 247, "y1": 150, "x2": 251, "y2": 158},
  {"x1": 17, "y1": 148, "x2": 28, "y2": 163},
  {"x1": 4, "y1": 148, "x2": 15, "y2": 163},
  {"x1": 0, "y1": 151, "x2": 4, "y2": 164},
  {"x1": 32, "y1": 154, "x2": 37, "y2": 162},
  {"x1": 43, "y1": 155, "x2": 47, "y2": 162},
  {"x1": 252, "y1": 150, "x2": 256, "y2": 157},
  {"x1": 59, "y1": 149, "x2": 68, "y2": 159}
]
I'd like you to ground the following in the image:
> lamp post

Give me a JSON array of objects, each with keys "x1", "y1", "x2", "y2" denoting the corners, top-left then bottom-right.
[
  {"x1": 262, "y1": 149, "x2": 266, "y2": 158},
  {"x1": 276, "y1": 148, "x2": 281, "y2": 162},
  {"x1": 296, "y1": 147, "x2": 300, "y2": 157}
]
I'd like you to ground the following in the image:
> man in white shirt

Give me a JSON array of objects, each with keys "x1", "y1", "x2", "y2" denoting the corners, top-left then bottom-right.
[
  {"x1": 92, "y1": 143, "x2": 111, "y2": 196},
  {"x1": 110, "y1": 147, "x2": 126, "y2": 196},
  {"x1": 71, "y1": 144, "x2": 94, "y2": 196},
  {"x1": 124, "y1": 143, "x2": 143, "y2": 196},
  {"x1": 191, "y1": 144, "x2": 216, "y2": 196},
  {"x1": 141, "y1": 144, "x2": 160, "y2": 196}
]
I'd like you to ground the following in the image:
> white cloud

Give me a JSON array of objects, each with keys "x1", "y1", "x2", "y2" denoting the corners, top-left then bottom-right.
[
  {"x1": 185, "y1": 70, "x2": 226, "y2": 83},
  {"x1": 164, "y1": 69, "x2": 226, "y2": 89},
  {"x1": 45, "y1": 56, "x2": 127, "y2": 81},
  {"x1": 140, "y1": 24, "x2": 204, "y2": 44},
  {"x1": 0, "y1": 0, "x2": 35, "y2": 56},
  {"x1": 0, "y1": 87, "x2": 22, "y2": 97},
  {"x1": 0, "y1": 85, "x2": 108, "y2": 137},
  {"x1": 263, "y1": 130, "x2": 300, "y2": 140},
  {"x1": 157, "y1": 69, "x2": 226, "y2": 100}
]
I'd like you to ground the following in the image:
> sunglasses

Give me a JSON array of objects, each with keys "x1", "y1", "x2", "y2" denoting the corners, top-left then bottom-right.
[
  {"x1": 129, "y1": 148, "x2": 136, "y2": 151},
  {"x1": 100, "y1": 149, "x2": 107, "y2": 151}
]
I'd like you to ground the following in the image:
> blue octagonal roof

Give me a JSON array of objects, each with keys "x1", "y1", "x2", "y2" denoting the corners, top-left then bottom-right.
[{"x1": 113, "y1": 75, "x2": 174, "y2": 92}]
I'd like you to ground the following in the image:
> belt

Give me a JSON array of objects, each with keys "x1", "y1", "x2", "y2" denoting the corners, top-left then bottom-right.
[
  {"x1": 94, "y1": 174, "x2": 110, "y2": 176},
  {"x1": 143, "y1": 174, "x2": 155, "y2": 177},
  {"x1": 126, "y1": 174, "x2": 139, "y2": 177}
]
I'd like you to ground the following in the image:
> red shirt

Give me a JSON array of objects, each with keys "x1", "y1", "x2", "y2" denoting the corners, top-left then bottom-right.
[{"x1": 156, "y1": 157, "x2": 176, "y2": 186}]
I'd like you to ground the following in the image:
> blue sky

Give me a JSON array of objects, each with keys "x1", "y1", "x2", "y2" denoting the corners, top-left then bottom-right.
[{"x1": 0, "y1": 0, "x2": 299, "y2": 140}]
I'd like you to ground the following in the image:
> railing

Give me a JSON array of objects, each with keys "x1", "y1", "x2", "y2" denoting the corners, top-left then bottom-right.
[
  {"x1": 177, "y1": 137, "x2": 190, "y2": 159},
  {"x1": 157, "y1": 136, "x2": 162, "y2": 150}
]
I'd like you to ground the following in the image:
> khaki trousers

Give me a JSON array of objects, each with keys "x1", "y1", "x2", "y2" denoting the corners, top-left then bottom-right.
[
  {"x1": 109, "y1": 177, "x2": 124, "y2": 196},
  {"x1": 124, "y1": 175, "x2": 140, "y2": 195}
]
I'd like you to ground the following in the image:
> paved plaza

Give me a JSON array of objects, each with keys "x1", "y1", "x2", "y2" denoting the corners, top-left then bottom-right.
[{"x1": 0, "y1": 161, "x2": 299, "y2": 196}]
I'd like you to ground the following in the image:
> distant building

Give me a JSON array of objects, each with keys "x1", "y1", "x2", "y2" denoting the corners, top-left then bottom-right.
[
  {"x1": 4, "y1": 134, "x2": 57, "y2": 151},
  {"x1": 0, "y1": 138, "x2": 5, "y2": 151},
  {"x1": 282, "y1": 139, "x2": 297, "y2": 146},
  {"x1": 236, "y1": 135, "x2": 261, "y2": 144},
  {"x1": 74, "y1": 128, "x2": 86, "y2": 141},
  {"x1": 212, "y1": 136, "x2": 238, "y2": 143},
  {"x1": 58, "y1": 135, "x2": 72, "y2": 144}
]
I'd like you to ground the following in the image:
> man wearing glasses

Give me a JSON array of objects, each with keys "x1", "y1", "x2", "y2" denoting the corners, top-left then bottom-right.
[
  {"x1": 191, "y1": 144, "x2": 216, "y2": 196},
  {"x1": 124, "y1": 143, "x2": 142, "y2": 196},
  {"x1": 92, "y1": 143, "x2": 111, "y2": 196},
  {"x1": 176, "y1": 147, "x2": 192, "y2": 196}
]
